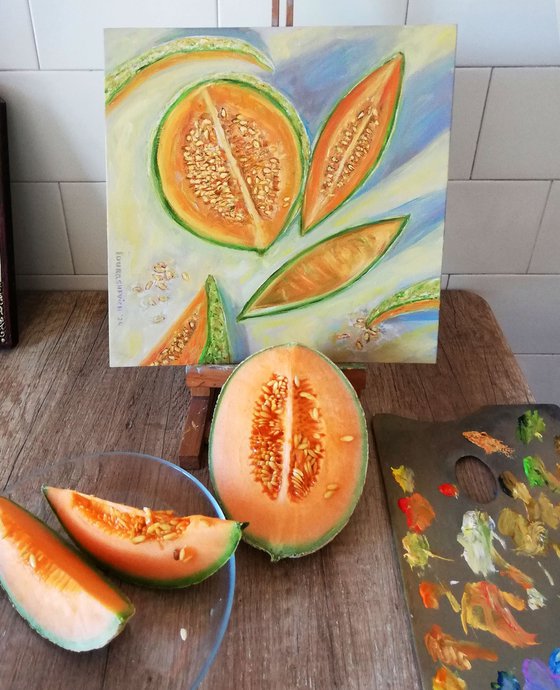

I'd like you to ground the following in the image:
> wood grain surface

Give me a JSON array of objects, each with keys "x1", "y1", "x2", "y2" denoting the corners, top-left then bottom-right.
[{"x1": 0, "y1": 290, "x2": 533, "y2": 690}]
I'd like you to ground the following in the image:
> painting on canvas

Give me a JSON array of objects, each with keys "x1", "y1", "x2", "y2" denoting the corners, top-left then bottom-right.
[{"x1": 105, "y1": 26, "x2": 456, "y2": 367}]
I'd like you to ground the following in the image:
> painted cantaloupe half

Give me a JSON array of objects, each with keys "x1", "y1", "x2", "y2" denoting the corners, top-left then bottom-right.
[
  {"x1": 0, "y1": 497, "x2": 134, "y2": 652},
  {"x1": 209, "y1": 344, "x2": 368, "y2": 560},
  {"x1": 141, "y1": 275, "x2": 230, "y2": 366},
  {"x1": 153, "y1": 75, "x2": 308, "y2": 252},
  {"x1": 43, "y1": 488, "x2": 244, "y2": 588},
  {"x1": 302, "y1": 53, "x2": 404, "y2": 234},
  {"x1": 238, "y1": 216, "x2": 408, "y2": 320},
  {"x1": 105, "y1": 36, "x2": 274, "y2": 109},
  {"x1": 366, "y1": 277, "x2": 441, "y2": 328}
]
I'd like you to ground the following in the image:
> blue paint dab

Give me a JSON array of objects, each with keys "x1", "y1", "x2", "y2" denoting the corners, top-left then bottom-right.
[
  {"x1": 491, "y1": 671, "x2": 521, "y2": 690},
  {"x1": 550, "y1": 649, "x2": 560, "y2": 675}
]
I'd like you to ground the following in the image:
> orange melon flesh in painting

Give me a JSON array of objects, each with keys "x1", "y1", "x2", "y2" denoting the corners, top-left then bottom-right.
[
  {"x1": 209, "y1": 344, "x2": 368, "y2": 560},
  {"x1": 154, "y1": 76, "x2": 306, "y2": 252},
  {"x1": 43, "y1": 488, "x2": 243, "y2": 588},
  {"x1": 302, "y1": 53, "x2": 404, "y2": 233},
  {"x1": 0, "y1": 497, "x2": 134, "y2": 652}
]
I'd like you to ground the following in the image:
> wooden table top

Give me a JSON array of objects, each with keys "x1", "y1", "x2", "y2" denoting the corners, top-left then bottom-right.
[{"x1": 0, "y1": 290, "x2": 533, "y2": 690}]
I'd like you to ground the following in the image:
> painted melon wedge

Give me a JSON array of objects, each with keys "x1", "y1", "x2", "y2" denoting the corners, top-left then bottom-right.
[
  {"x1": 0, "y1": 497, "x2": 134, "y2": 652},
  {"x1": 153, "y1": 74, "x2": 308, "y2": 252},
  {"x1": 43, "y1": 488, "x2": 244, "y2": 588},
  {"x1": 366, "y1": 277, "x2": 441, "y2": 328},
  {"x1": 209, "y1": 343, "x2": 368, "y2": 560},
  {"x1": 106, "y1": 36, "x2": 273, "y2": 108},
  {"x1": 141, "y1": 275, "x2": 230, "y2": 366},
  {"x1": 238, "y1": 216, "x2": 408, "y2": 320},
  {"x1": 302, "y1": 53, "x2": 404, "y2": 234}
]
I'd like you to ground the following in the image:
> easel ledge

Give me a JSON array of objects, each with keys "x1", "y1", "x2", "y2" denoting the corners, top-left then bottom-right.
[{"x1": 179, "y1": 363, "x2": 367, "y2": 470}]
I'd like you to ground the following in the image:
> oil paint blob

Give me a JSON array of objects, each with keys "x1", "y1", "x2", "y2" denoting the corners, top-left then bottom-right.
[
  {"x1": 391, "y1": 465, "x2": 415, "y2": 493},
  {"x1": 398, "y1": 493, "x2": 436, "y2": 532},
  {"x1": 424, "y1": 624, "x2": 497, "y2": 670},
  {"x1": 462, "y1": 431, "x2": 514, "y2": 457}
]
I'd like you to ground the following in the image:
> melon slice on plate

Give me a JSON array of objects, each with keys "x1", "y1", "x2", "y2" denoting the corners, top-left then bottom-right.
[{"x1": 0, "y1": 497, "x2": 134, "y2": 652}]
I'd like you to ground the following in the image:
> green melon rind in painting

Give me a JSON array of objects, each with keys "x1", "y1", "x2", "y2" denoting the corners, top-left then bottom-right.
[
  {"x1": 42, "y1": 488, "x2": 244, "y2": 589},
  {"x1": 200, "y1": 275, "x2": 232, "y2": 365},
  {"x1": 0, "y1": 497, "x2": 134, "y2": 652},
  {"x1": 238, "y1": 215, "x2": 409, "y2": 321},
  {"x1": 152, "y1": 74, "x2": 309, "y2": 254},
  {"x1": 365, "y1": 277, "x2": 441, "y2": 328},
  {"x1": 208, "y1": 343, "x2": 369, "y2": 561},
  {"x1": 301, "y1": 52, "x2": 405, "y2": 235},
  {"x1": 105, "y1": 36, "x2": 274, "y2": 105}
]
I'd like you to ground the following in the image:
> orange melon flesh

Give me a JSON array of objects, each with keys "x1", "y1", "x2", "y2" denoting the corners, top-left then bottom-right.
[
  {"x1": 154, "y1": 77, "x2": 306, "y2": 252},
  {"x1": 0, "y1": 497, "x2": 134, "y2": 652},
  {"x1": 44, "y1": 488, "x2": 243, "y2": 588},
  {"x1": 209, "y1": 344, "x2": 368, "y2": 559},
  {"x1": 302, "y1": 53, "x2": 404, "y2": 233}
]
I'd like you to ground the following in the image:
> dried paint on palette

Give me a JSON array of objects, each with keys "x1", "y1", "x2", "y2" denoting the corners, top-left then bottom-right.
[
  {"x1": 432, "y1": 666, "x2": 467, "y2": 690},
  {"x1": 418, "y1": 581, "x2": 461, "y2": 613},
  {"x1": 398, "y1": 493, "x2": 435, "y2": 532},
  {"x1": 517, "y1": 410, "x2": 546, "y2": 445},
  {"x1": 439, "y1": 483, "x2": 459, "y2": 498},
  {"x1": 402, "y1": 532, "x2": 451, "y2": 571},
  {"x1": 462, "y1": 430, "x2": 514, "y2": 457},
  {"x1": 491, "y1": 671, "x2": 521, "y2": 690},
  {"x1": 391, "y1": 465, "x2": 415, "y2": 493},
  {"x1": 424, "y1": 624, "x2": 498, "y2": 670}
]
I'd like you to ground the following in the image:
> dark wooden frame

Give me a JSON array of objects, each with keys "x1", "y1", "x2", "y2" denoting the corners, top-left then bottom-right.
[{"x1": 0, "y1": 98, "x2": 17, "y2": 348}]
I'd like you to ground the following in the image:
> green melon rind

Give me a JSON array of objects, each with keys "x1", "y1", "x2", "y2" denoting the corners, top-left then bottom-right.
[
  {"x1": 105, "y1": 36, "x2": 274, "y2": 105},
  {"x1": 208, "y1": 343, "x2": 369, "y2": 561},
  {"x1": 237, "y1": 215, "x2": 409, "y2": 321},
  {"x1": 152, "y1": 73, "x2": 310, "y2": 254},
  {"x1": 43, "y1": 488, "x2": 243, "y2": 589},
  {"x1": 365, "y1": 277, "x2": 441, "y2": 327},
  {"x1": 0, "y1": 497, "x2": 134, "y2": 652},
  {"x1": 301, "y1": 52, "x2": 405, "y2": 236},
  {"x1": 200, "y1": 275, "x2": 232, "y2": 365}
]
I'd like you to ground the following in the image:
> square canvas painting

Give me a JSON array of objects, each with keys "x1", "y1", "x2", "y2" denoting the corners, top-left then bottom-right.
[{"x1": 105, "y1": 26, "x2": 456, "y2": 367}]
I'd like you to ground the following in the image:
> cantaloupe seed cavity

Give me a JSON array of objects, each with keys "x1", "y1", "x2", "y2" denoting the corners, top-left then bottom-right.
[
  {"x1": 250, "y1": 373, "x2": 329, "y2": 502},
  {"x1": 149, "y1": 308, "x2": 200, "y2": 366},
  {"x1": 71, "y1": 493, "x2": 197, "y2": 560},
  {"x1": 182, "y1": 95, "x2": 282, "y2": 232}
]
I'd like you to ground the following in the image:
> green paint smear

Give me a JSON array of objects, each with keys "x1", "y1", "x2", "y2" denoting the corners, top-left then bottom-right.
[
  {"x1": 517, "y1": 410, "x2": 546, "y2": 444},
  {"x1": 522, "y1": 455, "x2": 560, "y2": 493}
]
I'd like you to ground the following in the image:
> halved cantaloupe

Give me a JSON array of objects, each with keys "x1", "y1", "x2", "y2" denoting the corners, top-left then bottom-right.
[
  {"x1": 153, "y1": 74, "x2": 308, "y2": 252},
  {"x1": 209, "y1": 344, "x2": 368, "y2": 560},
  {"x1": 43, "y1": 488, "x2": 244, "y2": 588},
  {"x1": 0, "y1": 497, "x2": 134, "y2": 652},
  {"x1": 141, "y1": 275, "x2": 230, "y2": 366},
  {"x1": 302, "y1": 53, "x2": 404, "y2": 234}
]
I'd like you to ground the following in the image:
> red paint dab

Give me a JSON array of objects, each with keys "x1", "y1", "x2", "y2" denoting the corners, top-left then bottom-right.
[
  {"x1": 439, "y1": 483, "x2": 459, "y2": 498},
  {"x1": 397, "y1": 493, "x2": 436, "y2": 533}
]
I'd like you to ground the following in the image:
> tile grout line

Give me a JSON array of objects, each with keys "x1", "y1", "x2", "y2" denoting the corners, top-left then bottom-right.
[
  {"x1": 215, "y1": 0, "x2": 221, "y2": 27},
  {"x1": 525, "y1": 180, "x2": 554, "y2": 274},
  {"x1": 57, "y1": 182, "x2": 77, "y2": 275},
  {"x1": 469, "y1": 66, "x2": 493, "y2": 179},
  {"x1": 24, "y1": 0, "x2": 41, "y2": 69},
  {"x1": 404, "y1": 0, "x2": 410, "y2": 24}
]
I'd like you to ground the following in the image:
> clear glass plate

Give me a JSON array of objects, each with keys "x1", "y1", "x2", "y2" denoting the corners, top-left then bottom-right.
[{"x1": 1, "y1": 452, "x2": 235, "y2": 690}]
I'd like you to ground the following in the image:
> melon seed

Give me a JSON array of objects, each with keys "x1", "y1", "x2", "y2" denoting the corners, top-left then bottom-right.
[{"x1": 340, "y1": 435, "x2": 354, "y2": 442}]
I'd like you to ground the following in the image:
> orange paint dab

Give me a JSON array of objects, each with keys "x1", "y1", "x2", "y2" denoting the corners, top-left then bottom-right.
[
  {"x1": 398, "y1": 493, "x2": 435, "y2": 533},
  {"x1": 433, "y1": 666, "x2": 467, "y2": 690}
]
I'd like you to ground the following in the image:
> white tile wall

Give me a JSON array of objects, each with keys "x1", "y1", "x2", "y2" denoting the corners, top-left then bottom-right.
[
  {"x1": 407, "y1": 0, "x2": 560, "y2": 67},
  {"x1": 529, "y1": 182, "x2": 560, "y2": 274},
  {"x1": 0, "y1": 0, "x2": 557, "y2": 400},
  {"x1": 517, "y1": 355, "x2": 560, "y2": 405},
  {"x1": 473, "y1": 67, "x2": 560, "y2": 180},
  {"x1": 448, "y1": 275, "x2": 560, "y2": 354},
  {"x1": 442, "y1": 181, "x2": 550, "y2": 274},
  {"x1": 293, "y1": 0, "x2": 407, "y2": 25},
  {"x1": 11, "y1": 182, "x2": 73, "y2": 275},
  {"x1": 218, "y1": 0, "x2": 272, "y2": 27},
  {"x1": 0, "y1": 71, "x2": 105, "y2": 182},
  {"x1": 0, "y1": 0, "x2": 38, "y2": 69},
  {"x1": 60, "y1": 182, "x2": 107, "y2": 274},
  {"x1": 448, "y1": 68, "x2": 490, "y2": 180},
  {"x1": 29, "y1": 0, "x2": 218, "y2": 70}
]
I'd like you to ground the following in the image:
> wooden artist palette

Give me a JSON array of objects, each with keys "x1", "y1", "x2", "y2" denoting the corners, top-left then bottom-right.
[{"x1": 373, "y1": 404, "x2": 560, "y2": 689}]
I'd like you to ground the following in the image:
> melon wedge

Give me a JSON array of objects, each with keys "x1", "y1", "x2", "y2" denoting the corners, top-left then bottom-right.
[
  {"x1": 141, "y1": 275, "x2": 230, "y2": 366},
  {"x1": 302, "y1": 53, "x2": 404, "y2": 234},
  {"x1": 43, "y1": 488, "x2": 244, "y2": 588},
  {"x1": 153, "y1": 74, "x2": 308, "y2": 252},
  {"x1": 106, "y1": 35, "x2": 273, "y2": 108},
  {"x1": 238, "y1": 216, "x2": 408, "y2": 320},
  {"x1": 366, "y1": 277, "x2": 440, "y2": 328},
  {"x1": 209, "y1": 344, "x2": 368, "y2": 559},
  {"x1": 0, "y1": 497, "x2": 134, "y2": 652}
]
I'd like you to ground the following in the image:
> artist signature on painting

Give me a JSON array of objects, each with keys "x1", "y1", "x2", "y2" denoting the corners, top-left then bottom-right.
[{"x1": 115, "y1": 252, "x2": 124, "y2": 326}]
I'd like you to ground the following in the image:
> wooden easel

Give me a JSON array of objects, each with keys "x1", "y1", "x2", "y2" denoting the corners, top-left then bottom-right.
[{"x1": 178, "y1": 363, "x2": 368, "y2": 470}]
